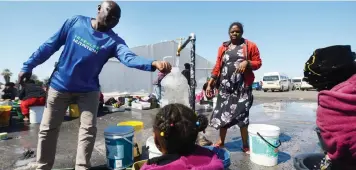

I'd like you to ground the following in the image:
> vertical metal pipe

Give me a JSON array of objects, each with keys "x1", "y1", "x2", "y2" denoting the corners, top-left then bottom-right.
[{"x1": 189, "y1": 33, "x2": 196, "y2": 111}]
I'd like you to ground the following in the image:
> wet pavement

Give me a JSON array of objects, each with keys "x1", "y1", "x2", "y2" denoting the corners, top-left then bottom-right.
[{"x1": 0, "y1": 99, "x2": 322, "y2": 170}]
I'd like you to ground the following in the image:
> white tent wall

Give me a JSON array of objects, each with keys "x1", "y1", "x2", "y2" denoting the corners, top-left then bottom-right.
[{"x1": 99, "y1": 40, "x2": 214, "y2": 94}]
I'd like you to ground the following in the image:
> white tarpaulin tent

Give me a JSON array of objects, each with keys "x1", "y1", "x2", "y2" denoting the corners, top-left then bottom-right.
[{"x1": 99, "y1": 40, "x2": 214, "y2": 94}]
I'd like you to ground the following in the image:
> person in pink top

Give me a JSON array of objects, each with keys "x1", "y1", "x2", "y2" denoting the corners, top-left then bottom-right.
[
  {"x1": 304, "y1": 45, "x2": 356, "y2": 170},
  {"x1": 152, "y1": 72, "x2": 167, "y2": 101},
  {"x1": 141, "y1": 103, "x2": 224, "y2": 170}
]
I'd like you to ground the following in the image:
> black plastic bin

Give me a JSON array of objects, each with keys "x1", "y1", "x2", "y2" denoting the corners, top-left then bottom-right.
[
  {"x1": 293, "y1": 153, "x2": 326, "y2": 170},
  {"x1": 293, "y1": 127, "x2": 329, "y2": 170}
]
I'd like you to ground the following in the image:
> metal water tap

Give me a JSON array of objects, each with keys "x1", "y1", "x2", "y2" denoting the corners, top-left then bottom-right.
[
  {"x1": 175, "y1": 33, "x2": 196, "y2": 111},
  {"x1": 176, "y1": 37, "x2": 185, "y2": 56}
]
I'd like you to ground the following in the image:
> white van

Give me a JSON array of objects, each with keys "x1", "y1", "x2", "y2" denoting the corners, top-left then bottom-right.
[
  {"x1": 292, "y1": 77, "x2": 303, "y2": 90},
  {"x1": 301, "y1": 77, "x2": 314, "y2": 91},
  {"x1": 262, "y1": 72, "x2": 290, "y2": 92}
]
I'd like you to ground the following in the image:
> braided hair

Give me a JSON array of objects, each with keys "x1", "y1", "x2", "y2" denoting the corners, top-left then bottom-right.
[{"x1": 153, "y1": 103, "x2": 208, "y2": 155}]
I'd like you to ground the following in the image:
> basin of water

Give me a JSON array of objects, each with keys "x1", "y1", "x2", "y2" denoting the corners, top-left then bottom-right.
[{"x1": 293, "y1": 153, "x2": 326, "y2": 170}]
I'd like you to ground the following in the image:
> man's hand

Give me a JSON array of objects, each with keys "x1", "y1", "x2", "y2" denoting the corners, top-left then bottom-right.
[
  {"x1": 18, "y1": 72, "x2": 32, "y2": 85},
  {"x1": 236, "y1": 60, "x2": 248, "y2": 73},
  {"x1": 152, "y1": 61, "x2": 172, "y2": 73}
]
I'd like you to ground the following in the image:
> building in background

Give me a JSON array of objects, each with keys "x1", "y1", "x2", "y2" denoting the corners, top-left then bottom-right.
[{"x1": 99, "y1": 40, "x2": 214, "y2": 94}]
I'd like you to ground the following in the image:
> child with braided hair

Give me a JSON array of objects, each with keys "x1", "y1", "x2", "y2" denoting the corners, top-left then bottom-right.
[{"x1": 141, "y1": 103, "x2": 224, "y2": 170}]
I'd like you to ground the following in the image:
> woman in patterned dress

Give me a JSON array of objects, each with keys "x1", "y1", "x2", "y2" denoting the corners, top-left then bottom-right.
[{"x1": 206, "y1": 22, "x2": 262, "y2": 153}]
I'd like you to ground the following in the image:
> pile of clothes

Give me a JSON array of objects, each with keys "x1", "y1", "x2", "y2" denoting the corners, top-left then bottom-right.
[{"x1": 104, "y1": 94, "x2": 159, "y2": 111}]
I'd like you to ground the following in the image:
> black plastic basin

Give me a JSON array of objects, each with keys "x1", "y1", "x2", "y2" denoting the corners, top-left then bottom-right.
[{"x1": 293, "y1": 153, "x2": 326, "y2": 170}]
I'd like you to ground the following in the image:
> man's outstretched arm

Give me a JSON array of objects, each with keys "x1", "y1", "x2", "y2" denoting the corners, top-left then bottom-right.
[
  {"x1": 114, "y1": 42, "x2": 157, "y2": 72},
  {"x1": 21, "y1": 16, "x2": 78, "y2": 73}
]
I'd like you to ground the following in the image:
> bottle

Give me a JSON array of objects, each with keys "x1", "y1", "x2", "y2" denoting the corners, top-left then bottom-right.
[{"x1": 160, "y1": 67, "x2": 190, "y2": 107}]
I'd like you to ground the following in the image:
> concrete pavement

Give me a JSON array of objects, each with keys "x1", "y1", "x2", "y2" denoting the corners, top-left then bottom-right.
[{"x1": 0, "y1": 91, "x2": 320, "y2": 170}]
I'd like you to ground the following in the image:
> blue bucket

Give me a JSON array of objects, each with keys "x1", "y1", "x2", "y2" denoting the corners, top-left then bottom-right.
[
  {"x1": 203, "y1": 146, "x2": 231, "y2": 169},
  {"x1": 104, "y1": 126, "x2": 135, "y2": 170}
]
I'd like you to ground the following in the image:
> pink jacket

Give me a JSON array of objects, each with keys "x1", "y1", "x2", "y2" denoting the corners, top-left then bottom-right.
[
  {"x1": 140, "y1": 145, "x2": 224, "y2": 170},
  {"x1": 317, "y1": 74, "x2": 356, "y2": 169}
]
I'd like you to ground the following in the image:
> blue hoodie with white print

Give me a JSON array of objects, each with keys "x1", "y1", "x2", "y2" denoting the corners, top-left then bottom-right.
[{"x1": 21, "y1": 15, "x2": 156, "y2": 92}]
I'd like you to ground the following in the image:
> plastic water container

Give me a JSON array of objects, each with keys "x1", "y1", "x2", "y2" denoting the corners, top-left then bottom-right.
[
  {"x1": 117, "y1": 121, "x2": 144, "y2": 161},
  {"x1": 160, "y1": 67, "x2": 190, "y2": 107},
  {"x1": 146, "y1": 136, "x2": 162, "y2": 159},
  {"x1": 106, "y1": 105, "x2": 125, "y2": 113},
  {"x1": 69, "y1": 104, "x2": 80, "y2": 118},
  {"x1": 0, "y1": 132, "x2": 8, "y2": 140},
  {"x1": 104, "y1": 126, "x2": 135, "y2": 169},
  {"x1": 248, "y1": 124, "x2": 281, "y2": 167},
  {"x1": 29, "y1": 106, "x2": 44, "y2": 124},
  {"x1": 0, "y1": 106, "x2": 12, "y2": 127}
]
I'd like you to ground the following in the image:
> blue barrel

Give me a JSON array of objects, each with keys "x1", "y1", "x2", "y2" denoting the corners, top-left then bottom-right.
[{"x1": 104, "y1": 126, "x2": 135, "y2": 170}]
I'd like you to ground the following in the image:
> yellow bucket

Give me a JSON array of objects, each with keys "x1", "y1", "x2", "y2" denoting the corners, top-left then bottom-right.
[
  {"x1": 117, "y1": 121, "x2": 144, "y2": 131},
  {"x1": 0, "y1": 106, "x2": 12, "y2": 127},
  {"x1": 0, "y1": 106, "x2": 12, "y2": 112},
  {"x1": 69, "y1": 104, "x2": 80, "y2": 118},
  {"x1": 118, "y1": 121, "x2": 144, "y2": 160}
]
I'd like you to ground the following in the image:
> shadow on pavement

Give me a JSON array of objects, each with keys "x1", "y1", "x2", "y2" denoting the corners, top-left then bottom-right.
[
  {"x1": 0, "y1": 118, "x2": 30, "y2": 134},
  {"x1": 279, "y1": 133, "x2": 292, "y2": 143},
  {"x1": 278, "y1": 151, "x2": 291, "y2": 164}
]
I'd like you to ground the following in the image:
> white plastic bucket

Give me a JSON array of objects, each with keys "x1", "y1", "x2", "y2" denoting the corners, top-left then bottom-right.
[
  {"x1": 146, "y1": 136, "x2": 162, "y2": 159},
  {"x1": 248, "y1": 124, "x2": 281, "y2": 167},
  {"x1": 29, "y1": 106, "x2": 44, "y2": 124}
]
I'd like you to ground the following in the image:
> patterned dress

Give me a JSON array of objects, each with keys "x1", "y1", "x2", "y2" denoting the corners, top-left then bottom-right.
[{"x1": 210, "y1": 44, "x2": 254, "y2": 129}]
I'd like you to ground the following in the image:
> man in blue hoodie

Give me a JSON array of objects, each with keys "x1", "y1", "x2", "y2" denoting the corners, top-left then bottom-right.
[{"x1": 18, "y1": 1, "x2": 171, "y2": 170}]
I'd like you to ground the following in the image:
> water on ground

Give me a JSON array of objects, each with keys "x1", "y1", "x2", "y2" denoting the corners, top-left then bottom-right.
[{"x1": 0, "y1": 101, "x2": 322, "y2": 170}]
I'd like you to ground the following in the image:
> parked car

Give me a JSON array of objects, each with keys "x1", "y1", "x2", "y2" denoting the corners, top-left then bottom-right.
[
  {"x1": 288, "y1": 79, "x2": 295, "y2": 91},
  {"x1": 292, "y1": 77, "x2": 303, "y2": 90},
  {"x1": 262, "y1": 72, "x2": 290, "y2": 92},
  {"x1": 301, "y1": 77, "x2": 314, "y2": 91}
]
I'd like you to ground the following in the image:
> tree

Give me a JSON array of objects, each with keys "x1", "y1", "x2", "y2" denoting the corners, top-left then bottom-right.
[
  {"x1": 29, "y1": 74, "x2": 43, "y2": 86},
  {"x1": 43, "y1": 77, "x2": 50, "y2": 85},
  {"x1": 31, "y1": 74, "x2": 38, "y2": 81},
  {"x1": 35, "y1": 80, "x2": 43, "y2": 86},
  {"x1": 1, "y1": 69, "x2": 12, "y2": 83}
]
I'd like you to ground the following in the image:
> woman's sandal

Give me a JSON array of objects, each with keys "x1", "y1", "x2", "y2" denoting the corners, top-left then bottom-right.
[
  {"x1": 242, "y1": 147, "x2": 250, "y2": 154},
  {"x1": 213, "y1": 143, "x2": 225, "y2": 148}
]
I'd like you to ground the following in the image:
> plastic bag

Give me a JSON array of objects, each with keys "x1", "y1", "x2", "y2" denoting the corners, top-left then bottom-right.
[{"x1": 160, "y1": 67, "x2": 190, "y2": 107}]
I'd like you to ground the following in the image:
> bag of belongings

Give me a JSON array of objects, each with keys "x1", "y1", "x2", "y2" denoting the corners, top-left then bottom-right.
[{"x1": 304, "y1": 45, "x2": 356, "y2": 91}]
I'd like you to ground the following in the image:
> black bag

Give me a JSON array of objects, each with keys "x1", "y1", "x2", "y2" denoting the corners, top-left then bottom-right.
[{"x1": 105, "y1": 97, "x2": 117, "y2": 105}]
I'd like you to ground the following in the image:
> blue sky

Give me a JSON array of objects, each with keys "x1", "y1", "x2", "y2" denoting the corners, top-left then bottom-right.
[{"x1": 0, "y1": 1, "x2": 355, "y2": 83}]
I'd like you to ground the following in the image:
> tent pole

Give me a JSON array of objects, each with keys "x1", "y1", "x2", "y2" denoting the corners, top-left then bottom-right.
[{"x1": 189, "y1": 33, "x2": 196, "y2": 112}]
